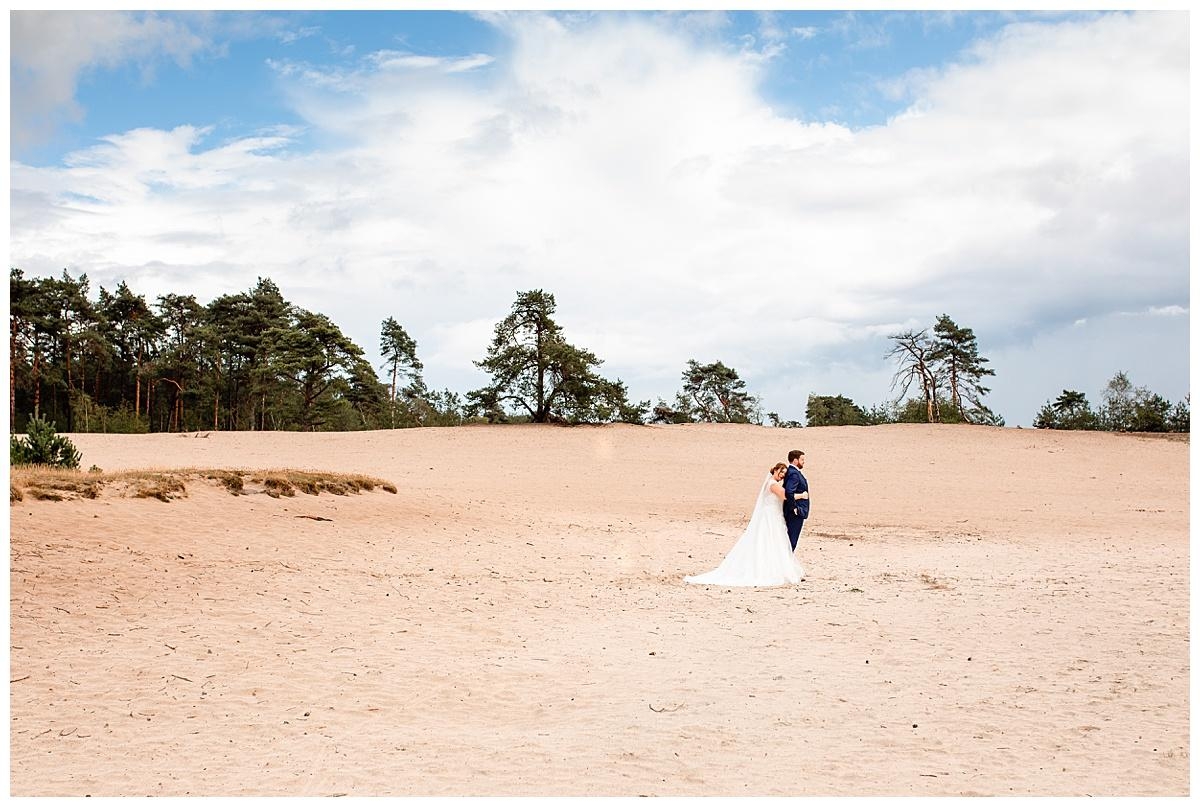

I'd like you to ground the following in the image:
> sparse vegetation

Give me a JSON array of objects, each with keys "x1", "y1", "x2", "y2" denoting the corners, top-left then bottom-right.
[
  {"x1": 206, "y1": 470, "x2": 245, "y2": 494},
  {"x1": 250, "y1": 470, "x2": 396, "y2": 496},
  {"x1": 10, "y1": 415, "x2": 82, "y2": 468},
  {"x1": 130, "y1": 474, "x2": 188, "y2": 502},
  {"x1": 8, "y1": 467, "x2": 398, "y2": 503},
  {"x1": 1034, "y1": 373, "x2": 1189, "y2": 433},
  {"x1": 652, "y1": 360, "x2": 762, "y2": 424}
]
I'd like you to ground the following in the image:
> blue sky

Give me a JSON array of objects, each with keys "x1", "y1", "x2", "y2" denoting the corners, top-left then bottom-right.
[
  {"x1": 16, "y1": 10, "x2": 1093, "y2": 166},
  {"x1": 7, "y1": 9, "x2": 1192, "y2": 425}
]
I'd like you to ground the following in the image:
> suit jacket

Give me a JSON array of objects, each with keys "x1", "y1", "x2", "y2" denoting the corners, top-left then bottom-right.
[{"x1": 783, "y1": 465, "x2": 810, "y2": 520}]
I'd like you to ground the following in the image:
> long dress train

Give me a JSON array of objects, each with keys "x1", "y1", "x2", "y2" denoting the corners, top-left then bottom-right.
[{"x1": 684, "y1": 473, "x2": 804, "y2": 587}]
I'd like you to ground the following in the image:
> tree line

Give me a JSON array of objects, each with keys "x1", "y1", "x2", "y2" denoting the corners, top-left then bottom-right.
[
  {"x1": 8, "y1": 269, "x2": 1189, "y2": 433},
  {"x1": 9, "y1": 269, "x2": 462, "y2": 434},
  {"x1": 1032, "y1": 374, "x2": 1189, "y2": 433}
]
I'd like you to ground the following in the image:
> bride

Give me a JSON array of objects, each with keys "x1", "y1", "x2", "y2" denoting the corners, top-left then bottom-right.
[{"x1": 685, "y1": 462, "x2": 805, "y2": 587}]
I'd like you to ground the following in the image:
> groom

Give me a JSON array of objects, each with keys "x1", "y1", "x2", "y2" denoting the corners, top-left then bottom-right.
[{"x1": 783, "y1": 449, "x2": 809, "y2": 551}]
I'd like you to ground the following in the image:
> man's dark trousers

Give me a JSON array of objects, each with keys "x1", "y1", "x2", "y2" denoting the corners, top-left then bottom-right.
[
  {"x1": 783, "y1": 464, "x2": 809, "y2": 551},
  {"x1": 784, "y1": 510, "x2": 805, "y2": 551}
]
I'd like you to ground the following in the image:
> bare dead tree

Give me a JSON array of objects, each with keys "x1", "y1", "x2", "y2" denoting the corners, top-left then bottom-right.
[{"x1": 886, "y1": 328, "x2": 941, "y2": 423}]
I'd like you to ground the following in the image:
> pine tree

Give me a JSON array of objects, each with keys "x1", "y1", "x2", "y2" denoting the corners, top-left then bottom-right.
[
  {"x1": 468, "y1": 289, "x2": 644, "y2": 424},
  {"x1": 931, "y1": 314, "x2": 997, "y2": 424},
  {"x1": 379, "y1": 317, "x2": 423, "y2": 428}
]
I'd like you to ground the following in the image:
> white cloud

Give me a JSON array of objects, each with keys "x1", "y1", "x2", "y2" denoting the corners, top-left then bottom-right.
[
  {"x1": 8, "y1": 11, "x2": 1190, "y2": 424},
  {"x1": 366, "y1": 50, "x2": 494, "y2": 73},
  {"x1": 1139, "y1": 306, "x2": 1187, "y2": 318},
  {"x1": 277, "y1": 25, "x2": 320, "y2": 45},
  {"x1": 10, "y1": 11, "x2": 217, "y2": 151}
]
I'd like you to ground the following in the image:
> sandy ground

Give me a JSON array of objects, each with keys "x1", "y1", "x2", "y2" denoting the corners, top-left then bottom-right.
[{"x1": 7, "y1": 423, "x2": 1190, "y2": 796}]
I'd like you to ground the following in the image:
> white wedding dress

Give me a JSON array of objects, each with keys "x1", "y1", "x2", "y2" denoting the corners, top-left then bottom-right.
[{"x1": 685, "y1": 474, "x2": 805, "y2": 587}]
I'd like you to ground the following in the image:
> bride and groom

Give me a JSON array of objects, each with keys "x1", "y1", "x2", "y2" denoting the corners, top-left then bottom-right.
[{"x1": 685, "y1": 450, "x2": 809, "y2": 587}]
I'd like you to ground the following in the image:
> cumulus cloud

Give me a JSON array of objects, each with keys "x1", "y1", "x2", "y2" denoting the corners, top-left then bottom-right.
[{"x1": 8, "y1": 11, "x2": 1190, "y2": 422}]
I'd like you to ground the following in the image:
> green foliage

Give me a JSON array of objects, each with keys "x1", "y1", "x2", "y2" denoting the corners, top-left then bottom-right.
[
  {"x1": 380, "y1": 317, "x2": 424, "y2": 428},
  {"x1": 887, "y1": 316, "x2": 999, "y2": 425},
  {"x1": 386, "y1": 378, "x2": 468, "y2": 428},
  {"x1": 1098, "y1": 371, "x2": 1139, "y2": 431},
  {"x1": 1097, "y1": 371, "x2": 1188, "y2": 433},
  {"x1": 1129, "y1": 393, "x2": 1173, "y2": 432},
  {"x1": 931, "y1": 314, "x2": 995, "y2": 423},
  {"x1": 1035, "y1": 376, "x2": 1186, "y2": 433},
  {"x1": 338, "y1": 356, "x2": 391, "y2": 430},
  {"x1": 464, "y1": 386, "x2": 511, "y2": 424},
  {"x1": 891, "y1": 396, "x2": 1002, "y2": 426},
  {"x1": 468, "y1": 290, "x2": 644, "y2": 424},
  {"x1": 654, "y1": 360, "x2": 761, "y2": 424},
  {"x1": 30, "y1": 267, "x2": 1191, "y2": 438},
  {"x1": 68, "y1": 391, "x2": 149, "y2": 433},
  {"x1": 651, "y1": 399, "x2": 693, "y2": 424},
  {"x1": 863, "y1": 402, "x2": 899, "y2": 425},
  {"x1": 417, "y1": 388, "x2": 469, "y2": 427},
  {"x1": 10, "y1": 416, "x2": 82, "y2": 468},
  {"x1": 257, "y1": 309, "x2": 368, "y2": 431},
  {"x1": 894, "y1": 396, "x2": 944, "y2": 423},
  {"x1": 967, "y1": 406, "x2": 1005, "y2": 427},
  {"x1": 805, "y1": 394, "x2": 868, "y2": 427},
  {"x1": 765, "y1": 412, "x2": 804, "y2": 428},
  {"x1": 1168, "y1": 396, "x2": 1190, "y2": 432},
  {"x1": 557, "y1": 377, "x2": 648, "y2": 425},
  {"x1": 887, "y1": 329, "x2": 942, "y2": 423},
  {"x1": 1034, "y1": 390, "x2": 1099, "y2": 430}
]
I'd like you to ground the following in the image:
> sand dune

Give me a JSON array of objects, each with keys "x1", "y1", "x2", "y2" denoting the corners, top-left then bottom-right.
[{"x1": 8, "y1": 423, "x2": 1190, "y2": 796}]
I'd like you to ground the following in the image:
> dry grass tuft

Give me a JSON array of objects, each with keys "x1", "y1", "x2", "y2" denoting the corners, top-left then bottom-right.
[
  {"x1": 9, "y1": 466, "x2": 398, "y2": 504},
  {"x1": 130, "y1": 474, "x2": 188, "y2": 502},
  {"x1": 260, "y1": 476, "x2": 297, "y2": 498},
  {"x1": 28, "y1": 488, "x2": 65, "y2": 501},
  {"x1": 201, "y1": 471, "x2": 245, "y2": 495},
  {"x1": 248, "y1": 470, "x2": 395, "y2": 498},
  {"x1": 9, "y1": 466, "x2": 104, "y2": 502}
]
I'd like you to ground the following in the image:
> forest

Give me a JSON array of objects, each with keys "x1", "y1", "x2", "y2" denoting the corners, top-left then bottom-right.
[{"x1": 8, "y1": 269, "x2": 1189, "y2": 434}]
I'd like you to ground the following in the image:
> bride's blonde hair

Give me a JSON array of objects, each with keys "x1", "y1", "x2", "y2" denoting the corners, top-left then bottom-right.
[{"x1": 769, "y1": 462, "x2": 787, "y2": 475}]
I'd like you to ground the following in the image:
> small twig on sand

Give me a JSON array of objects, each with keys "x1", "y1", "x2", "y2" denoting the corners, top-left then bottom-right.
[
  {"x1": 11, "y1": 675, "x2": 30, "y2": 683},
  {"x1": 170, "y1": 674, "x2": 193, "y2": 682}
]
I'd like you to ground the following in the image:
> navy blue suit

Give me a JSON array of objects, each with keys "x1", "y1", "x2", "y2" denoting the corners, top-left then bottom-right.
[{"x1": 783, "y1": 465, "x2": 809, "y2": 551}]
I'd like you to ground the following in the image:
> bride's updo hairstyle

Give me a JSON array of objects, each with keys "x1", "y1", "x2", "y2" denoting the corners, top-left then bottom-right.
[{"x1": 769, "y1": 462, "x2": 787, "y2": 476}]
